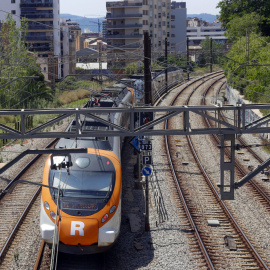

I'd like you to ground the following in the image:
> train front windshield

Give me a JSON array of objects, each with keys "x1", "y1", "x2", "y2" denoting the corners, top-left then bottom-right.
[{"x1": 51, "y1": 171, "x2": 114, "y2": 199}]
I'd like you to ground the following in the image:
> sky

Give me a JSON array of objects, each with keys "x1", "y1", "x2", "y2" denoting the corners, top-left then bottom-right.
[{"x1": 60, "y1": 0, "x2": 221, "y2": 17}]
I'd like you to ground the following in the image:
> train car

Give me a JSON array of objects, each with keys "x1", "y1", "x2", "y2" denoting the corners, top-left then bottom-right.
[{"x1": 40, "y1": 88, "x2": 133, "y2": 254}]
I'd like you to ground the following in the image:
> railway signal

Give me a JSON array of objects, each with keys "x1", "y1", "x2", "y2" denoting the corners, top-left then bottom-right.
[{"x1": 139, "y1": 111, "x2": 154, "y2": 127}]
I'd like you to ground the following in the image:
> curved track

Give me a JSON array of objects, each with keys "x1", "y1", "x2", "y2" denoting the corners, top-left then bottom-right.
[
  {"x1": 163, "y1": 72, "x2": 269, "y2": 269},
  {"x1": 202, "y1": 80, "x2": 270, "y2": 207}
]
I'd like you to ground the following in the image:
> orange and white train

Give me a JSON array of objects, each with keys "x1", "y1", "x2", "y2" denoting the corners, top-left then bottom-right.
[{"x1": 40, "y1": 88, "x2": 133, "y2": 254}]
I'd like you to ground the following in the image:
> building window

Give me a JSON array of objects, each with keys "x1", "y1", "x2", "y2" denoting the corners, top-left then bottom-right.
[
  {"x1": 143, "y1": 0, "x2": 148, "y2": 4},
  {"x1": 158, "y1": 40, "x2": 161, "y2": 46},
  {"x1": 11, "y1": 0, "x2": 15, "y2": 3},
  {"x1": 11, "y1": 10, "x2": 16, "y2": 14},
  {"x1": 167, "y1": 32, "x2": 170, "y2": 37},
  {"x1": 162, "y1": 21, "x2": 165, "y2": 26},
  {"x1": 143, "y1": 10, "x2": 148, "y2": 15},
  {"x1": 158, "y1": 13, "x2": 161, "y2": 18},
  {"x1": 158, "y1": 22, "x2": 161, "y2": 28},
  {"x1": 143, "y1": 20, "x2": 148, "y2": 25}
]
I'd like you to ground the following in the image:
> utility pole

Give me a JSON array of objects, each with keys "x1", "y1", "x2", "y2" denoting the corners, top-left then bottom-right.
[
  {"x1": 144, "y1": 32, "x2": 152, "y2": 105},
  {"x1": 143, "y1": 32, "x2": 152, "y2": 232},
  {"x1": 165, "y1": 37, "x2": 168, "y2": 92},
  {"x1": 210, "y1": 38, "x2": 213, "y2": 73},
  {"x1": 97, "y1": 40, "x2": 102, "y2": 84},
  {"x1": 245, "y1": 30, "x2": 250, "y2": 75},
  {"x1": 186, "y1": 37, "x2": 189, "y2": 81}
]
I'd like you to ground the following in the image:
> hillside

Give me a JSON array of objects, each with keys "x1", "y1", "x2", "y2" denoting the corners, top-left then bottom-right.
[
  {"x1": 187, "y1": 13, "x2": 217, "y2": 23},
  {"x1": 60, "y1": 14, "x2": 105, "y2": 33}
]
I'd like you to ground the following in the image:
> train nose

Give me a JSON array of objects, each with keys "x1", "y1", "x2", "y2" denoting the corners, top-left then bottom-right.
[{"x1": 60, "y1": 218, "x2": 99, "y2": 246}]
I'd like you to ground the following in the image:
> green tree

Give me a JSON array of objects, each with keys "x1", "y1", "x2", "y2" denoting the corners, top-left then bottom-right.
[
  {"x1": 225, "y1": 13, "x2": 261, "y2": 42},
  {"x1": 0, "y1": 14, "x2": 50, "y2": 109},
  {"x1": 124, "y1": 61, "x2": 163, "y2": 76},
  {"x1": 217, "y1": 0, "x2": 270, "y2": 36},
  {"x1": 222, "y1": 33, "x2": 270, "y2": 102},
  {"x1": 198, "y1": 37, "x2": 223, "y2": 67}
]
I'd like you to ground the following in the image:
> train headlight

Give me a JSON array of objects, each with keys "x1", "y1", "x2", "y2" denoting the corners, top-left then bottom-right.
[
  {"x1": 44, "y1": 201, "x2": 50, "y2": 211},
  {"x1": 101, "y1": 214, "x2": 109, "y2": 223},
  {"x1": 110, "y1": 205, "x2": 116, "y2": 214},
  {"x1": 50, "y1": 211, "x2": 56, "y2": 220}
]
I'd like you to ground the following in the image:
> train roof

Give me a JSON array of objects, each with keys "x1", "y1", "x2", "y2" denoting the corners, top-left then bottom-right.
[{"x1": 55, "y1": 138, "x2": 111, "y2": 151}]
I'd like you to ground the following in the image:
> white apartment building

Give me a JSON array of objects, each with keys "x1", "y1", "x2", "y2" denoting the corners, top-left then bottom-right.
[
  {"x1": 0, "y1": 1, "x2": 21, "y2": 25},
  {"x1": 106, "y1": 0, "x2": 172, "y2": 67},
  {"x1": 187, "y1": 22, "x2": 227, "y2": 46},
  {"x1": 0, "y1": 0, "x2": 61, "y2": 81}
]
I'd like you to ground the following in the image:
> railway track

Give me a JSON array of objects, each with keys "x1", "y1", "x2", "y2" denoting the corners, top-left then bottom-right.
[
  {"x1": 202, "y1": 79, "x2": 270, "y2": 207},
  {"x1": 0, "y1": 139, "x2": 58, "y2": 267},
  {"x1": 162, "y1": 72, "x2": 269, "y2": 269},
  {"x1": 1, "y1": 71, "x2": 269, "y2": 269}
]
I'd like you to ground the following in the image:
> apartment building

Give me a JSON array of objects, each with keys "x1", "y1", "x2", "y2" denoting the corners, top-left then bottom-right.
[
  {"x1": 106, "y1": 0, "x2": 171, "y2": 68},
  {"x1": 65, "y1": 19, "x2": 82, "y2": 51},
  {"x1": 0, "y1": 0, "x2": 61, "y2": 82},
  {"x1": 60, "y1": 18, "x2": 77, "y2": 78},
  {"x1": 187, "y1": 19, "x2": 227, "y2": 46},
  {"x1": 171, "y1": 1, "x2": 186, "y2": 51},
  {"x1": 102, "y1": 19, "x2": 108, "y2": 38}
]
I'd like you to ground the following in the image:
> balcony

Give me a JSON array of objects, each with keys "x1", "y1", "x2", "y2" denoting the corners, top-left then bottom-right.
[
  {"x1": 21, "y1": 3, "x2": 53, "y2": 8},
  {"x1": 28, "y1": 24, "x2": 53, "y2": 30},
  {"x1": 21, "y1": 14, "x2": 54, "y2": 19},
  {"x1": 106, "y1": 13, "x2": 142, "y2": 19},
  {"x1": 107, "y1": 34, "x2": 142, "y2": 39},
  {"x1": 108, "y1": 43, "x2": 141, "y2": 49},
  {"x1": 30, "y1": 47, "x2": 51, "y2": 52},
  {"x1": 106, "y1": 2, "x2": 142, "y2": 8},
  {"x1": 107, "y1": 23, "x2": 142, "y2": 29},
  {"x1": 27, "y1": 36, "x2": 53, "y2": 41}
]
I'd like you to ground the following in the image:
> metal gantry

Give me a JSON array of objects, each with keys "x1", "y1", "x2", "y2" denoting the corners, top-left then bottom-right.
[
  {"x1": 1, "y1": 103, "x2": 270, "y2": 200},
  {"x1": 0, "y1": 104, "x2": 270, "y2": 139}
]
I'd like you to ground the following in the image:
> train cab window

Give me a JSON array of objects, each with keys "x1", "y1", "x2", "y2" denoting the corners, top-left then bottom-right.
[
  {"x1": 75, "y1": 157, "x2": 90, "y2": 169},
  {"x1": 50, "y1": 171, "x2": 114, "y2": 199}
]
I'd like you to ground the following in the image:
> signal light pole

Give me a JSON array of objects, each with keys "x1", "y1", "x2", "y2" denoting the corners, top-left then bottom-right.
[
  {"x1": 144, "y1": 32, "x2": 152, "y2": 105},
  {"x1": 143, "y1": 32, "x2": 152, "y2": 231},
  {"x1": 165, "y1": 37, "x2": 168, "y2": 92},
  {"x1": 186, "y1": 37, "x2": 190, "y2": 81}
]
